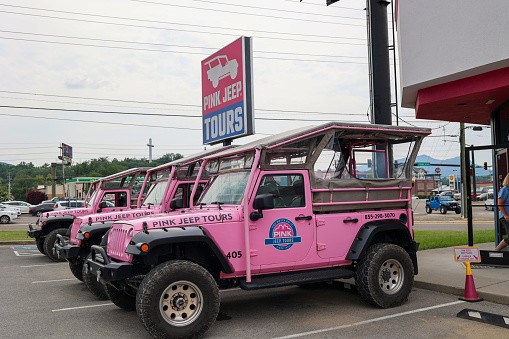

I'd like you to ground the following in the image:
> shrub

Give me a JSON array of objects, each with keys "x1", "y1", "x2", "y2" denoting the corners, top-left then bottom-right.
[{"x1": 26, "y1": 190, "x2": 47, "y2": 205}]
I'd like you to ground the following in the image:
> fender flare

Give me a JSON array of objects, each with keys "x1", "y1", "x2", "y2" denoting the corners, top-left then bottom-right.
[
  {"x1": 78, "y1": 221, "x2": 115, "y2": 241},
  {"x1": 346, "y1": 219, "x2": 417, "y2": 262},
  {"x1": 38, "y1": 215, "x2": 75, "y2": 236},
  {"x1": 126, "y1": 226, "x2": 234, "y2": 274}
]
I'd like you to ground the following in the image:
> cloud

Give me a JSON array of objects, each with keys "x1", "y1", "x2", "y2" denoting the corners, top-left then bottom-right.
[{"x1": 65, "y1": 76, "x2": 111, "y2": 89}]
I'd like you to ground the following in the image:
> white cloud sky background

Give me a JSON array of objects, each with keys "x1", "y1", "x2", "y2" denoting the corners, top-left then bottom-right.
[{"x1": 0, "y1": 0, "x2": 492, "y2": 166}]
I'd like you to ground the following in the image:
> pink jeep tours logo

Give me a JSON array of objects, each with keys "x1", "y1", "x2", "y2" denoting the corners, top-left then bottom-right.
[{"x1": 264, "y1": 218, "x2": 302, "y2": 251}]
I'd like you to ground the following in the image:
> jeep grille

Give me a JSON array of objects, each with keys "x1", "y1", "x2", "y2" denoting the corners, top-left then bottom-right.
[
  {"x1": 107, "y1": 224, "x2": 133, "y2": 262},
  {"x1": 70, "y1": 218, "x2": 82, "y2": 245}
]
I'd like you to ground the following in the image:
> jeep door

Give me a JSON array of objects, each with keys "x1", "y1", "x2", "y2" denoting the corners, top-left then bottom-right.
[
  {"x1": 248, "y1": 171, "x2": 314, "y2": 268},
  {"x1": 96, "y1": 190, "x2": 130, "y2": 213}
]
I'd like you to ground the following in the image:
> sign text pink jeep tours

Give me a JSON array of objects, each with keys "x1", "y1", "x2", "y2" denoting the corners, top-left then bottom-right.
[{"x1": 86, "y1": 122, "x2": 430, "y2": 338}]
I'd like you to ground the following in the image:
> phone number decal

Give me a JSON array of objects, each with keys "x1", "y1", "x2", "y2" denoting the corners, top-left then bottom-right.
[{"x1": 365, "y1": 212, "x2": 396, "y2": 220}]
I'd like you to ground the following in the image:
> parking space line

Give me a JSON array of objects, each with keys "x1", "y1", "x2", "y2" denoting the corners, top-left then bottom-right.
[
  {"x1": 13, "y1": 250, "x2": 44, "y2": 257},
  {"x1": 20, "y1": 263, "x2": 67, "y2": 268},
  {"x1": 32, "y1": 278, "x2": 76, "y2": 284},
  {"x1": 273, "y1": 300, "x2": 465, "y2": 339},
  {"x1": 52, "y1": 303, "x2": 114, "y2": 312}
]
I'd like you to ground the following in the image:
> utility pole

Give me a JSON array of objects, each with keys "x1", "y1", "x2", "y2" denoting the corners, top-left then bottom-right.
[
  {"x1": 8, "y1": 172, "x2": 11, "y2": 194},
  {"x1": 147, "y1": 138, "x2": 154, "y2": 163},
  {"x1": 51, "y1": 163, "x2": 57, "y2": 199},
  {"x1": 460, "y1": 122, "x2": 467, "y2": 218}
]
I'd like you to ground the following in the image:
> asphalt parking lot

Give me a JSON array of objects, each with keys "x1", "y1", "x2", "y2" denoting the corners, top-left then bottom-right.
[{"x1": 1, "y1": 245, "x2": 509, "y2": 339}]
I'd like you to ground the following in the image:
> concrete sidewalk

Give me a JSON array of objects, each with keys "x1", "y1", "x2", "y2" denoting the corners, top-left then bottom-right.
[{"x1": 416, "y1": 243, "x2": 509, "y2": 306}]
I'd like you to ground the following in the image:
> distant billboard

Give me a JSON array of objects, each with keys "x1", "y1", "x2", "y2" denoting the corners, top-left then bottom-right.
[
  {"x1": 201, "y1": 36, "x2": 254, "y2": 145},
  {"x1": 61, "y1": 143, "x2": 72, "y2": 162}
]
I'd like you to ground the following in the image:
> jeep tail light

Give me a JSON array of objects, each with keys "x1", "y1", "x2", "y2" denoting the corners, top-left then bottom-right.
[{"x1": 84, "y1": 232, "x2": 91, "y2": 239}]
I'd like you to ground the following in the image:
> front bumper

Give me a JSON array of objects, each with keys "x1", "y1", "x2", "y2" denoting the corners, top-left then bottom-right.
[
  {"x1": 84, "y1": 245, "x2": 133, "y2": 283},
  {"x1": 54, "y1": 234, "x2": 81, "y2": 260},
  {"x1": 26, "y1": 224, "x2": 41, "y2": 238}
]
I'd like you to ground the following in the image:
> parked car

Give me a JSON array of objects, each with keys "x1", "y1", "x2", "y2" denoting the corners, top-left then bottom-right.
[
  {"x1": 0, "y1": 203, "x2": 21, "y2": 216},
  {"x1": 0, "y1": 206, "x2": 18, "y2": 224},
  {"x1": 1, "y1": 201, "x2": 33, "y2": 214},
  {"x1": 29, "y1": 202, "x2": 55, "y2": 217},
  {"x1": 453, "y1": 192, "x2": 461, "y2": 201},
  {"x1": 485, "y1": 192, "x2": 495, "y2": 211},
  {"x1": 426, "y1": 195, "x2": 461, "y2": 214},
  {"x1": 53, "y1": 200, "x2": 86, "y2": 211},
  {"x1": 439, "y1": 191, "x2": 455, "y2": 198}
]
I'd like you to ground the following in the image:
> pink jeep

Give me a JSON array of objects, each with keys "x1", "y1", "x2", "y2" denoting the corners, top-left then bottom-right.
[
  {"x1": 54, "y1": 146, "x2": 232, "y2": 299},
  {"x1": 27, "y1": 168, "x2": 149, "y2": 261},
  {"x1": 86, "y1": 122, "x2": 430, "y2": 338}
]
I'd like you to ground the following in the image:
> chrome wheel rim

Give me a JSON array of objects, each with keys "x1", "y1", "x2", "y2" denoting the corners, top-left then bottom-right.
[
  {"x1": 159, "y1": 280, "x2": 203, "y2": 327},
  {"x1": 378, "y1": 259, "x2": 404, "y2": 295}
]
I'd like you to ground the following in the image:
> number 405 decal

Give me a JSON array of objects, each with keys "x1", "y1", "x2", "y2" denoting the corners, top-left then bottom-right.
[{"x1": 226, "y1": 251, "x2": 242, "y2": 259}]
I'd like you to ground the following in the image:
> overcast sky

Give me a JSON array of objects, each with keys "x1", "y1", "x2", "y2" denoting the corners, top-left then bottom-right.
[{"x1": 0, "y1": 0, "x2": 492, "y2": 167}]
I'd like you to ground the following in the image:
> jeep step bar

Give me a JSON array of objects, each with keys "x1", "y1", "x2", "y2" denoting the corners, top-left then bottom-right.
[{"x1": 239, "y1": 267, "x2": 355, "y2": 290}]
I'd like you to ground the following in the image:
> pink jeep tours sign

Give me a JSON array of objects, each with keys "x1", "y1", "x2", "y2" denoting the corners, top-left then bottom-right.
[{"x1": 201, "y1": 36, "x2": 254, "y2": 145}]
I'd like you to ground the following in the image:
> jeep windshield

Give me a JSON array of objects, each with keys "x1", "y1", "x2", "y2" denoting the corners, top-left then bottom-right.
[
  {"x1": 440, "y1": 196, "x2": 453, "y2": 201},
  {"x1": 142, "y1": 180, "x2": 169, "y2": 206},
  {"x1": 198, "y1": 171, "x2": 250, "y2": 206},
  {"x1": 85, "y1": 184, "x2": 99, "y2": 208}
]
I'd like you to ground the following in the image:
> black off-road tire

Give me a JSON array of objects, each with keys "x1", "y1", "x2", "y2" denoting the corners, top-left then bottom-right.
[
  {"x1": 106, "y1": 284, "x2": 136, "y2": 311},
  {"x1": 36, "y1": 237, "x2": 45, "y2": 255},
  {"x1": 440, "y1": 206, "x2": 447, "y2": 214},
  {"x1": 43, "y1": 228, "x2": 68, "y2": 262},
  {"x1": 455, "y1": 208, "x2": 461, "y2": 214},
  {"x1": 355, "y1": 243, "x2": 414, "y2": 308},
  {"x1": 137, "y1": 260, "x2": 220, "y2": 339},
  {"x1": 69, "y1": 260, "x2": 84, "y2": 282},
  {"x1": 425, "y1": 205, "x2": 432, "y2": 214},
  {"x1": 83, "y1": 254, "x2": 109, "y2": 300}
]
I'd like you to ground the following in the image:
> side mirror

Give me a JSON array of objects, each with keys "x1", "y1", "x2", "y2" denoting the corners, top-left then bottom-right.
[
  {"x1": 170, "y1": 197, "x2": 183, "y2": 210},
  {"x1": 250, "y1": 194, "x2": 274, "y2": 221},
  {"x1": 99, "y1": 201, "x2": 108, "y2": 209}
]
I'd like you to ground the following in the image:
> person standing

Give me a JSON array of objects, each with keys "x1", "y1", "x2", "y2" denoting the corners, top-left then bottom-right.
[{"x1": 495, "y1": 173, "x2": 509, "y2": 251}]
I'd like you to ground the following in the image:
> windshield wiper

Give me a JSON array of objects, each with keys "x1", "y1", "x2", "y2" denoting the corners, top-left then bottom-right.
[{"x1": 210, "y1": 201, "x2": 224, "y2": 210}]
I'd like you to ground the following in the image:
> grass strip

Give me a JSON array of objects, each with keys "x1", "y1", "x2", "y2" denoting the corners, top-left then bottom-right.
[
  {"x1": 414, "y1": 230, "x2": 494, "y2": 250},
  {"x1": 0, "y1": 230, "x2": 32, "y2": 242}
]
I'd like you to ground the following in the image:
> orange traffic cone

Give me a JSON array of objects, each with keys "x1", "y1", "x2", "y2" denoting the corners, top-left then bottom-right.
[{"x1": 459, "y1": 262, "x2": 483, "y2": 302}]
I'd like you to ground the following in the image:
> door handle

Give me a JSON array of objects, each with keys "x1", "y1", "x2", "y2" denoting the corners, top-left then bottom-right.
[
  {"x1": 295, "y1": 216, "x2": 312, "y2": 221},
  {"x1": 343, "y1": 218, "x2": 358, "y2": 223}
]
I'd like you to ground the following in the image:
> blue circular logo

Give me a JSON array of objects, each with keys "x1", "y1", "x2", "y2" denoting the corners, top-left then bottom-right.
[{"x1": 264, "y1": 218, "x2": 301, "y2": 251}]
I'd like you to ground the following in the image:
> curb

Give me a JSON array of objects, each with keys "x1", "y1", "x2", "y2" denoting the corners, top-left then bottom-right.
[
  {"x1": 0, "y1": 240, "x2": 36, "y2": 246},
  {"x1": 414, "y1": 281, "x2": 509, "y2": 307}
]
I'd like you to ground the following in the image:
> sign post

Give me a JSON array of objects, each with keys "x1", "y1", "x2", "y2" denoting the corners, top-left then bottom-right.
[
  {"x1": 201, "y1": 36, "x2": 254, "y2": 145},
  {"x1": 453, "y1": 246, "x2": 483, "y2": 302}
]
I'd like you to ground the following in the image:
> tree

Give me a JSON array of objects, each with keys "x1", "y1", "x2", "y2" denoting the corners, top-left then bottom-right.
[{"x1": 0, "y1": 187, "x2": 14, "y2": 202}]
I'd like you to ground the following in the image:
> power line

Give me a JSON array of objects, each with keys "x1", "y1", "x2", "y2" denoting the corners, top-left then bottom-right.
[
  {"x1": 0, "y1": 10, "x2": 366, "y2": 45},
  {"x1": 0, "y1": 105, "x2": 367, "y2": 120},
  {"x1": 0, "y1": 112, "x2": 201, "y2": 130},
  {"x1": 280, "y1": 0, "x2": 364, "y2": 11},
  {"x1": 0, "y1": 30, "x2": 368, "y2": 58},
  {"x1": 129, "y1": 0, "x2": 366, "y2": 20},
  {"x1": 0, "y1": 91, "x2": 366, "y2": 116},
  {"x1": 0, "y1": 36, "x2": 368, "y2": 64}
]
